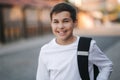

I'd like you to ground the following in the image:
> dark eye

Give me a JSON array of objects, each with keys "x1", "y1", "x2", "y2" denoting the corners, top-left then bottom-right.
[
  {"x1": 53, "y1": 21, "x2": 58, "y2": 23},
  {"x1": 64, "y1": 20, "x2": 69, "y2": 22},
  {"x1": 63, "y1": 18, "x2": 71, "y2": 23}
]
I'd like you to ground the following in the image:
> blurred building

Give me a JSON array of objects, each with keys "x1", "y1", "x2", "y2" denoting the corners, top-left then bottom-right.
[
  {"x1": 1, "y1": 0, "x2": 120, "y2": 43},
  {"x1": 69, "y1": 0, "x2": 120, "y2": 29},
  {"x1": 0, "y1": 0, "x2": 64, "y2": 43},
  {"x1": 69, "y1": 0, "x2": 118, "y2": 11}
]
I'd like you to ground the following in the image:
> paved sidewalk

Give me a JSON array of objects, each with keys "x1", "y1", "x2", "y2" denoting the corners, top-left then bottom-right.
[
  {"x1": 0, "y1": 34, "x2": 120, "y2": 80},
  {"x1": 0, "y1": 34, "x2": 54, "y2": 55},
  {"x1": 105, "y1": 41, "x2": 120, "y2": 80}
]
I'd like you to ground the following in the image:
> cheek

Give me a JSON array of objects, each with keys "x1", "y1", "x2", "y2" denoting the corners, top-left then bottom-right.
[
  {"x1": 66, "y1": 24, "x2": 74, "y2": 30},
  {"x1": 51, "y1": 25, "x2": 57, "y2": 32},
  {"x1": 51, "y1": 23, "x2": 57, "y2": 28}
]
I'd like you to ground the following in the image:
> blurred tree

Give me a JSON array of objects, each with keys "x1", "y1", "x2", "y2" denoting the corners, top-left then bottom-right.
[
  {"x1": 65, "y1": 0, "x2": 69, "y2": 2},
  {"x1": 106, "y1": 4, "x2": 120, "y2": 22}
]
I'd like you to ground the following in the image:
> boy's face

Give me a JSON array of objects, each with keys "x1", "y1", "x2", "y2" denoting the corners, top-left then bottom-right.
[{"x1": 51, "y1": 11, "x2": 77, "y2": 42}]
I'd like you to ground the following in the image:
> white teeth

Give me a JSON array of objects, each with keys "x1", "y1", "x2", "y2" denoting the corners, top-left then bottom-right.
[
  {"x1": 58, "y1": 31, "x2": 66, "y2": 36},
  {"x1": 59, "y1": 32, "x2": 64, "y2": 34}
]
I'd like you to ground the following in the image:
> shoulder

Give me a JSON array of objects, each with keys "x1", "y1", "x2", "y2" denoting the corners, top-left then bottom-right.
[
  {"x1": 41, "y1": 39, "x2": 54, "y2": 50},
  {"x1": 79, "y1": 37, "x2": 96, "y2": 45},
  {"x1": 90, "y1": 39, "x2": 97, "y2": 48},
  {"x1": 79, "y1": 36, "x2": 95, "y2": 45},
  {"x1": 78, "y1": 36, "x2": 97, "y2": 50},
  {"x1": 41, "y1": 43, "x2": 50, "y2": 51},
  {"x1": 89, "y1": 39, "x2": 101, "y2": 54},
  {"x1": 39, "y1": 39, "x2": 54, "y2": 59},
  {"x1": 40, "y1": 38, "x2": 56, "y2": 52}
]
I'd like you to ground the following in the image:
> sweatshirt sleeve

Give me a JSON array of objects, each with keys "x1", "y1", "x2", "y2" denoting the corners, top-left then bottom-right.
[
  {"x1": 36, "y1": 49, "x2": 50, "y2": 80},
  {"x1": 89, "y1": 40, "x2": 113, "y2": 80}
]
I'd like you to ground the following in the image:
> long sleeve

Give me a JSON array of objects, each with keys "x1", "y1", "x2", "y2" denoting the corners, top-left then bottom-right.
[
  {"x1": 89, "y1": 40, "x2": 113, "y2": 80},
  {"x1": 36, "y1": 50, "x2": 50, "y2": 80}
]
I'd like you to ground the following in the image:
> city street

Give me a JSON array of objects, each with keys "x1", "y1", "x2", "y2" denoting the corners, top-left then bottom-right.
[
  {"x1": 0, "y1": 0, "x2": 120, "y2": 80},
  {"x1": 0, "y1": 34, "x2": 120, "y2": 80}
]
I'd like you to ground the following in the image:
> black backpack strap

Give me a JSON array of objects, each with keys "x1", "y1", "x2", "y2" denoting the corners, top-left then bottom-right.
[
  {"x1": 93, "y1": 65, "x2": 99, "y2": 80},
  {"x1": 77, "y1": 37, "x2": 91, "y2": 80},
  {"x1": 77, "y1": 37, "x2": 99, "y2": 80}
]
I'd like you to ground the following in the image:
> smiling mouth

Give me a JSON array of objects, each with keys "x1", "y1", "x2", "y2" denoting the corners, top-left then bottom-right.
[{"x1": 57, "y1": 30, "x2": 67, "y2": 36}]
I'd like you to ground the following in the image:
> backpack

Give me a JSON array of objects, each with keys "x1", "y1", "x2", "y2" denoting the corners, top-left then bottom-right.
[{"x1": 77, "y1": 37, "x2": 99, "y2": 80}]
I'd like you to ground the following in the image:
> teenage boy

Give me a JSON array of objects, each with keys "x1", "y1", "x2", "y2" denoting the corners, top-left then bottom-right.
[{"x1": 36, "y1": 2, "x2": 113, "y2": 80}]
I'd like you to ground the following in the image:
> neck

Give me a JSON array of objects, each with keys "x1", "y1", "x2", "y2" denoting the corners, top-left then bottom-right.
[{"x1": 56, "y1": 36, "x2": 77, "y2": 45}]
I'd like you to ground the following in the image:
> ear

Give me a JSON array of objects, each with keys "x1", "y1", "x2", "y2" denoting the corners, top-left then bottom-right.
[
  {"x1": 50, "y1": 20, "x2": 53, "y2": 27},
  {"x1": 74, "y1": 19, "x2": 78, "y2": 27}
]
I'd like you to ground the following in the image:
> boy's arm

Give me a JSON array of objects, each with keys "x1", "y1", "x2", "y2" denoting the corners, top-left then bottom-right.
[
  {"x1": 89, "y1": 40, "x2": 113, "y2": 80},
  {"x1": 36, "y1": 51, "x2": 50, "y2": 80}
]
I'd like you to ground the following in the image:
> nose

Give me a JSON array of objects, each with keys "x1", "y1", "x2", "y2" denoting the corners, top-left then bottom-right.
[{"x1": 58, "y1": 22, "x2": 64, "y2": 29}]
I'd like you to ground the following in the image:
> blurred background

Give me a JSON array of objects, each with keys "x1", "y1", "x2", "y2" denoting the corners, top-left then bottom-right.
[{"x1": 0, "y1": 0, "x2": 120, "y2": 80}]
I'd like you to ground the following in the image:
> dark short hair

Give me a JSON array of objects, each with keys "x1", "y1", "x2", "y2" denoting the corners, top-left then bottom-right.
[{"x1": 50, "y1": 3, "x2": 77, "y2": 22}]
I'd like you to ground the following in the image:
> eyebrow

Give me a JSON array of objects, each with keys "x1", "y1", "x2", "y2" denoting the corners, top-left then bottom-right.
[
  {"x1": 52, "y1": 19, "x2": 58, "y2": 22},
  {"x1": 63, "y1": 18, "x2": 71, "y2": 21},
  {"x1": 52, "y1": 17, "x2": 71, "y2": 21}
]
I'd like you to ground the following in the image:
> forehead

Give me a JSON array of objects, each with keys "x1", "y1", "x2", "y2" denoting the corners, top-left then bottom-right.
[{"x1": 52, "y1": 11, "x2": 71, "y2": 20}]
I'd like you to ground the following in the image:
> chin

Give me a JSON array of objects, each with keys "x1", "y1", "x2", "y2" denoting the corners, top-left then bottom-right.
[{"x1": 58, "y1": 36, "x2": 70, "y2": 41}]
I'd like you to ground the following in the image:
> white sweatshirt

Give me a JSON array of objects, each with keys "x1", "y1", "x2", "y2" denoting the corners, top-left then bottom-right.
[{"x1": 36, "y1": 36, "x2": 113, "y2": 80}]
